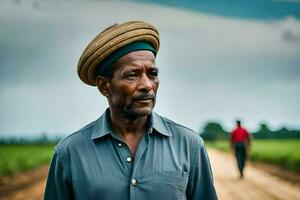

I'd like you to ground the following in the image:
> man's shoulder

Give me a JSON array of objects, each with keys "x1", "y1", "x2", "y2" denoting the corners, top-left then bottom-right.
[
  {"x1": 157, "y1": 114, "x2": 204, "y2": 146},
  {"x1": 55, "y1": 120, "x2": 96, "y2": 152}
]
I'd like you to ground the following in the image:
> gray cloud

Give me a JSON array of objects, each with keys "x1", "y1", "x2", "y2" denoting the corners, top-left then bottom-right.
[
  {"x1": 1, "y1": 0, "x2": 300, "y2": 135},
  {"x1": 282, "y1": 29, "x2": 300, "y2": 43}
]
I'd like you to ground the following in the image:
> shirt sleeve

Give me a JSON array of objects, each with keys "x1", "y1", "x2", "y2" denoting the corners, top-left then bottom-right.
[
  {"x1": 186, "y1": 138, "x2": 218, "y2": 200},
  {"x1": 230, "y1": 130, "x2": 235, "y2": 143},
  {"x1": 244, "y1": 129, "x2": 251, "y2": 145},
  {"x1": 44, "y1": 147, "x2": 74, "y2": 200}
]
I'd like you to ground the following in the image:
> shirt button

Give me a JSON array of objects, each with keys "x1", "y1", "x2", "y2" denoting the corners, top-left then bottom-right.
[
  {"x1": 131, "y1": 179, "x2": 137, "y2": 186},
  {"x1": 126, "y1": 157, "x2": 132, "y2": 163},
  {"x1": 148, "y1": 127, "x2": 153, "y2": 134},
  {"x1": 118, "y1": 143, "x2": 122, "y2": 147}
]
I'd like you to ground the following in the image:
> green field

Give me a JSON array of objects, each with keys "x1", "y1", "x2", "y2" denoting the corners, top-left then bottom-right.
[
  {"x1": 1, "y1": 140, "x2": 299, "y2": 176},
  {"x1": 0, "y1": 144, "x2": 55, "y2": 176},
  {"x1": 207, "y1": 139, "x2": 300, "y2": 173}
]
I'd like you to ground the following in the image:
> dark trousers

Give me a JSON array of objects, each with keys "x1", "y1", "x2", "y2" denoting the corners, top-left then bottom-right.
[{"x1": 234, "y1": 142, "x2": 247, "y2": 177}]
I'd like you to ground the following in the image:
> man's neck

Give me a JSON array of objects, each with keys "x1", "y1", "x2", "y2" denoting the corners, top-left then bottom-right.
[
  {"x1": 109, "y1": 110, "x2": 149, "y2": 156},
  {"x1": 109, "y1": 110, "x2": 148, "y2": 138}
]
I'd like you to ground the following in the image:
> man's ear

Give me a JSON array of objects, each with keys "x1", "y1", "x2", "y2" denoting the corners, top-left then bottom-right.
[{"x1": 96, "y1": 76, "x2": 110, "y2": 97}]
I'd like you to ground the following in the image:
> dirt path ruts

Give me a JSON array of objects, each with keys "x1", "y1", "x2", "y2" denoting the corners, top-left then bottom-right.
[
  {"x1": 0, "y1": 150, "x2": 299, "y2": 200},
  {"x1": 0, "y1": 166, "x2": 48, "y2": 200},
  {"x1": 208, "y1": 149, "x2": 300, "y2": 200}
]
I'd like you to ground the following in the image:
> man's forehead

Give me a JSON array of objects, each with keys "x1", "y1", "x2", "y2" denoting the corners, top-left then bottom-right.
[{"x1": 114, "y1": 50, "x2": 156, "y2": 68}]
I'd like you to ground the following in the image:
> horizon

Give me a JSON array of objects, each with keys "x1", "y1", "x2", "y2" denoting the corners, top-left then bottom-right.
[{"x1": 1, "y1": 120, "x2": 299, "y2": 138}]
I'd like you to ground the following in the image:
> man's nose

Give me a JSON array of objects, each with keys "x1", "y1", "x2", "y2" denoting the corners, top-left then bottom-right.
[{"x1": 138, "y1": 74, "x2": 152, "y2": 91}]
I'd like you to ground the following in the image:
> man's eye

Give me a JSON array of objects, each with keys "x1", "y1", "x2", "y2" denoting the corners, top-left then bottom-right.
[
  {"x1": 125, "y1": 72, "x2": 137, "y2": 78},
  {"x1": 149, "y1": 71, "x2": 158, "y2": 77}
]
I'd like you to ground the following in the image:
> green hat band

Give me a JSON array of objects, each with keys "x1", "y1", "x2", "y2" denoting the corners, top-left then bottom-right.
[{"x1": 96, "y1": 41, "x2": 157, "y2": 76}]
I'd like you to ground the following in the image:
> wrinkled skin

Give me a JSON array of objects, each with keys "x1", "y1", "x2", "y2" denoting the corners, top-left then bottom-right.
[{"x1": 97, "y1": 50, "x2": 159, "y2": 120}]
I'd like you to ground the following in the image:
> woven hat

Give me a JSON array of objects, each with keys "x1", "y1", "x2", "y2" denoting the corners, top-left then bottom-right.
[{"x1": 77, "y1": 21, "x2": 160, "y2": 86}]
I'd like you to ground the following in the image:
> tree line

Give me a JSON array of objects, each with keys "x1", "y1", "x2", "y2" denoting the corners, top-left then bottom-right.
[
  {"x1": 1, "y1": 122, "x2": 299, "y2": 144},
  {"x1": 0, "y1": 132, "x2": 62, "y2": 145},
  {"x1": 200, "y1": 122, "x2": 300, "y2": 141}
]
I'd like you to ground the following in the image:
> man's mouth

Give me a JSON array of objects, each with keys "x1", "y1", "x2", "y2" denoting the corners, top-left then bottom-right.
[
  {"x1": 134, "y1": 97, "x2": 153, "y2": 103},
  {"x1": 133, "y1": 93, "x2": 155, "y2": 103},
  {"x1": 135, "y1": 99, "x2": 152, "y2": 103}
]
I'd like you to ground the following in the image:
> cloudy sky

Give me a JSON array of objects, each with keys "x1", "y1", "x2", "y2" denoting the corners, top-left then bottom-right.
[{"x1": 0, "y1": 0, "x2": 300, "y2": 137}]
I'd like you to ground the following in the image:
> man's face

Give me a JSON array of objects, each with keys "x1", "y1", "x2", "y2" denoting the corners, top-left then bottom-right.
[{"x1": 105, "y1": 50, "x2": 159, "y2": 119}]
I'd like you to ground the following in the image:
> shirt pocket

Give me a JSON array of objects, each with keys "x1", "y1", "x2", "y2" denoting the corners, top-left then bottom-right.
[
  {"x1": 154, "y1": 170, "x2": 189, "y2": 199},
  {"x1": 157, "y1": 170, "x2": 189, "y2": 190},
  {"x1": 140, "y1": 170, "x2": 189, "y2": 200}
]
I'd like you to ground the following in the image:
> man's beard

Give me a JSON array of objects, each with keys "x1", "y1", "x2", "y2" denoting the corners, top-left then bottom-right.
[{"x1": 123, "y1": 92, "x2": 156, "y2": 119}]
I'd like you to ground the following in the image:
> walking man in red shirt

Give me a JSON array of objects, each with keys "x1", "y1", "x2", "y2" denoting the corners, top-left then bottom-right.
[{"x1": 230, "y1": 120, "x2": 251, "y2": 178}]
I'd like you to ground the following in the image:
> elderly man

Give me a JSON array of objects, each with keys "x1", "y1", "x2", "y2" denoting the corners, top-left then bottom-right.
[{"x1": 44, "y1": 21, "x2": 218, "y2": 200}]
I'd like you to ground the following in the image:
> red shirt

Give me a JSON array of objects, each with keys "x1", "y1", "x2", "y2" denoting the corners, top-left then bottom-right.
[{"x1": 230, "y1": 126, "x2": 250, "y2": 143}]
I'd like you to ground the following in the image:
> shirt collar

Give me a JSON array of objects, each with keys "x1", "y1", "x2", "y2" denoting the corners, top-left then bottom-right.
[
  {"x1": 91, "y1": 108, "x2": 172, "y2": 140},
  {"x1": 149, "y1": 112, "x2": 173, "y2": 137},
  {"x1": 91, "y1": 108, "x2": 113, "y2": 140}
]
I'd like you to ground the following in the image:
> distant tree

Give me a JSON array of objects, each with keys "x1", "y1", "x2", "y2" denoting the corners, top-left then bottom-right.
[
  {"x1": 290, "y1": 130, "x2": 300, "y2": 139},
  {"x1": 254, "y1": 123, "x2": 271, "y2": 139},
  {"x1": 272, "y1": 127, "x2": 289, "y2": 139},
  {"x1": 253, "y1": 123, "x2": 300, "y2": 139},
  {"x1": 200, "y1": 122, "x2": 228, "y2": 142},
  {"x1": 37, "y1": 132, "x2": 50, "y2": 144}
]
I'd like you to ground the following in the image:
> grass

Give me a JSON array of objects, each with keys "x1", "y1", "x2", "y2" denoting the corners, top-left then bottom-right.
[
  {"x1": 1, "y1": 140, "x2": 299, "y2": 176},
  {"x1": 206, "y1": 139, "x2": 300, "y2": 173},
  {"x1": 0, "y1": 144, "x2": 55, "y2": 176}
]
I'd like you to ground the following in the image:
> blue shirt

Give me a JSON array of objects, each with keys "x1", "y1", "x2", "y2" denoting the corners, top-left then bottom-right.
[{"x1": 44, "y1": 109, "x2": 218, "y2": 200}]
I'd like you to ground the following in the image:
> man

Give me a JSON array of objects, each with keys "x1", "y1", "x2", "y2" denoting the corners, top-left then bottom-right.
[
  {"x1": 230, "y1": 120, "x2": 251, "y2": 178},
  {"x1": 44, "y1": 21, "x2": 218, "y2": 200}
]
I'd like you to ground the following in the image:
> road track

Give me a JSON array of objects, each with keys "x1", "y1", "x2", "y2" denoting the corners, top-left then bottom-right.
[{"x1": 209, "y1": 149, "x2": 300, "y2": 200}]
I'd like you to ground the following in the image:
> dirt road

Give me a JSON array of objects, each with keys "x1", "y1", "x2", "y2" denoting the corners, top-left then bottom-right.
[
  {"x1": 209, "y1": 149, "x2": 300, "y2": 200},
  {"x1": 0, "y1": 166, "x2": 48, "y2": 200},
  {"x1": 0, "y1": 149, "x2": 299, "y2": 200}
]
